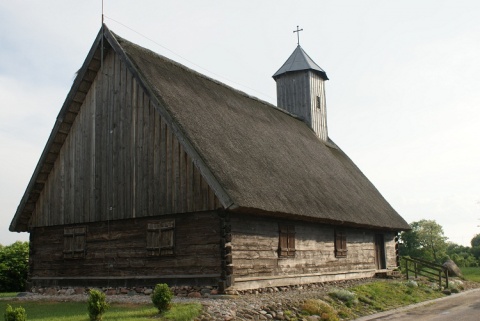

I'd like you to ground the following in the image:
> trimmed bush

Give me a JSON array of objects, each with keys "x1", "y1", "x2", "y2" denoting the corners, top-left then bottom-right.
[
  {"x1": 87, "y1": 289, "x2": 109, "y2": 321},
  {"x1": 4, "y1": 304, "x2": 26, "y2": 321},
  {"x1": 151, "y1": 283, "x2": 173, "y2": 313}
]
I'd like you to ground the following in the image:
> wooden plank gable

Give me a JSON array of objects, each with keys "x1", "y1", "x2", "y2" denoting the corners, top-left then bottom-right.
[{"x1": 30, "y1": 48, "x2": 222, "y2": 228}]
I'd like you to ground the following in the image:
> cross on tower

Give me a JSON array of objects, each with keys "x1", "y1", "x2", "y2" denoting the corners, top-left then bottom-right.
[{"x1": 293, "y1": 25, "x2": 303, "y2": 46}]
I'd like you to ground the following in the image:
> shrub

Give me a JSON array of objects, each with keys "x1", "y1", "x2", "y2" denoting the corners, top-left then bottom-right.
[
  {"x1": 301, "y1": 299, "x2": 339, "y2": 321},
  {"x1": 329, "y1": 288, "x2": 358, "y2": 307},
  {"x1": 0, "y1": 242, "x2": 29, "y2": 292},
  {"x1": 87, "y1": 289, "x2": 109, "y2": 321},
  {"x1": 4, "y1": 304, "x2": 27, "y2": 321},
  {"x1": 151, "y1": 283, "x2": 173, "y2": 313}
]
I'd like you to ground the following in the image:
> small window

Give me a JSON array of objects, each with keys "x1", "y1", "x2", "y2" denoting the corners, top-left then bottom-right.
[
  {"x1": 64, "y1": 226, "x2": 86, "y2": 259},
  {"x1": 147, "y1": 220, "x2": 175, "y2": 256},
  {"x1": 335, "y1": 229, "x2": 347, "y2": 258},
  {"x1": 278, "y1": 224, "x2": 295, "y2": 257},
  {"x1": 316, "y1": 96, "x2": 322, "y2": 109}
]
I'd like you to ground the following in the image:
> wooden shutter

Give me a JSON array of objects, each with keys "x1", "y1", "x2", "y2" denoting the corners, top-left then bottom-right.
[
  {"x1": 279, "y1": 224, "x2": 295, "y2": 257},
  {"x1": 287, "y1": 226, "x2": 296, "y2": 257},
  {"x1": 335, "y1": 230, "x2": 347, "y2": 258},
  {"x1": 147, "y1": 220, "x2": 175, "y2": 256},
  {"x1": 279, "y1": 225, "x2": 289, "y2": 257},
  {"x1": 147, "y1": 223, "x2": 161, "y2": 255},
  {"x1": 159, "y1": 220, "x2": 175, "y2": 256},
  {"x1": 64, "y1": 226, "x2": 86, "y2": 259}
]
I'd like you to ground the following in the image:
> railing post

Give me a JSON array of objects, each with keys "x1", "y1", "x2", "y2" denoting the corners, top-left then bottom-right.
[
  {"x1": 414, "y1": 262, "x2": 418, "y2": 278},
  {"x1": 445, "y1": 269, "x2": 448, "y2": 289},
  {"x1": 438, "y1": 271, "x2": 441, "y2": 289},
  {"x1": 405, "y1": 259, "x2": 409, "y2": 279}
]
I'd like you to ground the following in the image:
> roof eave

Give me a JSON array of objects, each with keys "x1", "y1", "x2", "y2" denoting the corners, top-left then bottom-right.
[
  {"x1": 227, "y1": 206, "x2": 411, "y2": 231},
  {"x1": 10, "y1": 27, "x2": 107, "y2": 232}
]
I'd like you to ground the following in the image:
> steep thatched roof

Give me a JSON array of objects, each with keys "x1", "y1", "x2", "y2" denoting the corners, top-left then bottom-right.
[
  {"x1": 10, "y1": 25, "x2": 410, "y2": 232},
  {"x1": 116, "y1": 34, "x2": 409, "y2": 230}
]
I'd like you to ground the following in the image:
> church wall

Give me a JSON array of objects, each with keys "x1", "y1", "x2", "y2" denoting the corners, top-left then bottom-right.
[
  {"x1": 28, "y1": 211, "x2": 222, "y2": 288},
  {"x1": 229, "y1": 214, "x2": 398, "y2": 290}
]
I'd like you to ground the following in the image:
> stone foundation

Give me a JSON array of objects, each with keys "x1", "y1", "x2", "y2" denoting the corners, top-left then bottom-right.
[{"x1": 30, "y1": 285, "x2": 219, "y2": 298}]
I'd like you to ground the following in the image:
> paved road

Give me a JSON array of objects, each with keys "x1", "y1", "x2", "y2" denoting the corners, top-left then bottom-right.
[{"x1": 355, "y1": 288, "x2": 480, "y2": 321}]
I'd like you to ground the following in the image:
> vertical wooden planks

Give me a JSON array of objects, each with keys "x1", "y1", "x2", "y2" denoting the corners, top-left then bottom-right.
[
  {"x1": 153, "y1": 104, "x2": 161, "y2": 215},
  {"x1": 89, "y1": 84, "x2": 96, "y2": 223},
  {"x1": 165, "y1": 125, "x2": 172, "y2": 214},
  {"x1": 124, "y1": 65, "x2": 133, "y2": 219},
  {"x1": 131, "y1": 77, "x2": 137, "y2": 218},
  {"x1": 31, "y1": 50, "x2": 223, "y2": 229},
  {"x1": 159, "y1": 118, "x2": 167, "y2": 214}
]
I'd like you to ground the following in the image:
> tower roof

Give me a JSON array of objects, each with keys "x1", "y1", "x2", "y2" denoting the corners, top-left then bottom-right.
[{"x1": 273, "y1": 45, "x2": 328, "y2": 80}]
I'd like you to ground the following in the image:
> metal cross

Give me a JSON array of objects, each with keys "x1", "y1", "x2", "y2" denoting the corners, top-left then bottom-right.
[{"x1": 293, "y1": 25, "x2": 303, "y2": 46}]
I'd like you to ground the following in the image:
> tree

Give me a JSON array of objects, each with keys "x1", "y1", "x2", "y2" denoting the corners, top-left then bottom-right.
[
  {"x1": 0, "y1": 241, "x2": 29, "y2": 292},
  {"x1": 399, "y1": 220, "x2": 448, "y2": 263},
  {"x1": 471, "y1": 233, "x2": 480, "y2": 248}
]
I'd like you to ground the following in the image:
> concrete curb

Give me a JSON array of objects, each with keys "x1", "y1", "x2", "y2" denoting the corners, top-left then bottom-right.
[{"x1": 353, "y1": 287, "x2": 480, "y2": 321}]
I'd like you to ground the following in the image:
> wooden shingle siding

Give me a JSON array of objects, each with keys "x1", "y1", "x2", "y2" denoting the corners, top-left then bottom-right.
[
  {"x1": 31, "y1": 51, "x2": 220, "y2": 227},
  {"x1": 29, "y1": 212, "x2": 221, "y2": 285}
]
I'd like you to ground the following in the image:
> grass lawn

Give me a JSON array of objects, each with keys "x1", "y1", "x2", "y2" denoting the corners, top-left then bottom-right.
[
  {"x1": 461, "y1": 267, "x2": 480, "y2": 282},
  {"x1": 0, "y1": 293, "x2": 18, "y2": 298},
  {"x1": 300, "y1": 280, "x2": 446, "y2": 320},
  {"x1": 0, "y1": 300, "x2": 201, "y2": 321}
]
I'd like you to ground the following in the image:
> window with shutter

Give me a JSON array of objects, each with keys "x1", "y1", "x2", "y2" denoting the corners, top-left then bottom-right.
[
  {"x1": 63, "y1": 226, "x2": 86, "y2": 259},
  {"x1": 278, "y1": 224, "x2": 295, "y2": 257},
  {"x1": 147, "y1": 220, "x2": 175, "y2": 256},
  {"x1": 335, "y1": 229, "x2": 347, "y2": 258}
]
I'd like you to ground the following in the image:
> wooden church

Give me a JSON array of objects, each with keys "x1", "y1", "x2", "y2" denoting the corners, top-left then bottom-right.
[{"x1": 10, "y1": 25, "x2": 410, "y2": 291}]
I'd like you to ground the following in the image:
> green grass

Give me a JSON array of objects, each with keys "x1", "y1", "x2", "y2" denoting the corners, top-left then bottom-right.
[
  {"x1": 461, "y1": 267, "x2": 480, "y2": 282},
  {"x1": 0, "y1": 293, "x2": 18, "y2": 298},
  {"x1": 163, "y1": 303, "x2": 202, "y2": 321},
  {"x1": 0, "y1": 300, "x2": 202, "y2": 321},
  {"x1": 305, "y1": 280, "x2": 446, "y2": 320}
]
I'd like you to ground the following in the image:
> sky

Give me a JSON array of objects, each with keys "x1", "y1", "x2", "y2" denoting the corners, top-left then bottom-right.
[{"x1": 1, "y1": 0, "x2": 479, "y2": 246}]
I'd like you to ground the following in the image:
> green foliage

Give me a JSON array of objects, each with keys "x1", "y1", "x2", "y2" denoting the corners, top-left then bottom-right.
[
  {"x1": 4, "y1": 304, "x2": 26, "y2": 321},
  {"x1": 399, "y1": 220, "x2": 448, "y2": 263},
  {"x1": 471, "y1": 234, "x2": 480, "y2": 248},
  {"x1": 0, "y1": 242, "x2": 29, "y2": 292},
  {"x1": 151, "y1": 283, "x2": 173, "y2": 313},
  {"x1": 301, "y1": 299, "x2": 339, "y2": 321},
  {"x1": 87, "y1": 289, "x2": 109, "y2": 321}
]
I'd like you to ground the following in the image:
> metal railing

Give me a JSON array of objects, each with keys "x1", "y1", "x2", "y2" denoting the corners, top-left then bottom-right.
[{"x1": 402, "y1": 257, "x2": 448, "y2": 289}]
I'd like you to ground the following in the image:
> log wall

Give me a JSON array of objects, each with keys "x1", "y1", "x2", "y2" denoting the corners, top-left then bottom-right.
[
  {"x1": 29, "y1": 212, "x2": 222, "y2": 287},
  {"x1": 230, "y1": 214, "x2": 397, "y2": 290},
  {"x1": 32, "y1": 50, "x2": 220, "y2": 227}
]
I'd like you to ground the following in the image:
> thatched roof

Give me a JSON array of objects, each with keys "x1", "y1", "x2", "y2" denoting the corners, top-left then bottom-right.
[{"x1": 10, "y1": 25, "x2": 410, "y2": 232}]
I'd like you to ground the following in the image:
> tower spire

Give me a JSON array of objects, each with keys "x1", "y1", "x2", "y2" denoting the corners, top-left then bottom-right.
[{"x1": 273, "y1": 43, "x2": 329, "y2": 141}]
